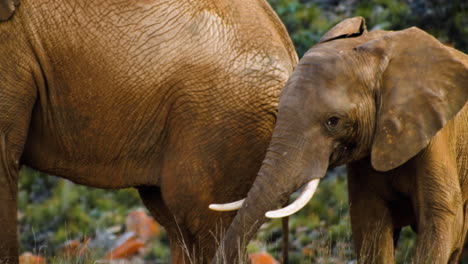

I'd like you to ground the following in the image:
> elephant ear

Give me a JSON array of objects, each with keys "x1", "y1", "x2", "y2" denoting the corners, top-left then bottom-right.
[
  {"x1": 319, "y1": 16, "x2": 367, "y2": 43},
  {"x1": 0, "y1": 0, "x2": 19, "y2": 21},
  {"x1": 359, "y1": 27, "x2": 468, "y2": 172}
]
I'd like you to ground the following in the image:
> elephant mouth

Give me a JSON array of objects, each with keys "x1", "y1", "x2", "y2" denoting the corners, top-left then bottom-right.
[{"x1": 209, "y1": 178, "x2": 320, "y2": 218}]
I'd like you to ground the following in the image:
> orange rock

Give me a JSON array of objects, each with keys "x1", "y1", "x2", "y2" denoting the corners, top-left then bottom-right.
[
  {"x1": 104, "y1": 235, "x2": 145, "y2": 260},
  {"x1": 19, "y1": 252, "x2": 45, "y2": 264},
  {"x1": 125, "y1": 209, "x2": 160, "y2": 242},
  {"x1": 249, "y1": 252, "x2": 279, "y2": 264}
]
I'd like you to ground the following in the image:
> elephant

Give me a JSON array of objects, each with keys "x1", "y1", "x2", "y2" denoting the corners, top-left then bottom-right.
[
  {"x1": 0, "y1": 0, "x2": 298, "y2": 263},
  {"x1": 211, "y1": 17, "x2": 468, "y2": 263}
]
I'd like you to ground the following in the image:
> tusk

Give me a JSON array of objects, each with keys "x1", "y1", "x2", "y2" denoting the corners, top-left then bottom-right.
[
  {"x1": 265, "y1": 179, "x2": 320, "y2": 218},
  {"x1": 209, "y1": 199, "x2": 245, "y2": 211}
]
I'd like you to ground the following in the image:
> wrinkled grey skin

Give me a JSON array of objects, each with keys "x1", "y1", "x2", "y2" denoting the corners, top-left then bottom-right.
[
  {"x1": 214, "y1": 17, "x2": 468, "y2": 264},
  {"x1": 0, "y1": 0, "x2": 297, "y2": 263}
]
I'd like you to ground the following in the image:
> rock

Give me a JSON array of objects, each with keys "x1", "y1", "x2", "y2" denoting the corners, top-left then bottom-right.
[
  {"x1": 125, "y1": 209, "x2": 160, "y2": 243},
  {"x1": 249, "y1": 252, "x2": 279, "y2": 264},
  {"x1": 103, "y1": 233, "x2": 145, "y2": 260},
  {"x1": 19, "y1": 252, "x2": 45, "y2": 264}
]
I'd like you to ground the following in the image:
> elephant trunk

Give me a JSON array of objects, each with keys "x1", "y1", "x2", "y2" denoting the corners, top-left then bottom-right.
[{"x1": 211, "y1": 127, "x2": 329, "y2": 263}]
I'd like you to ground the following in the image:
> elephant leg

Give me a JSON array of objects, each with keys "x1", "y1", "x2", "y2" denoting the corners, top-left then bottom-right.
[
  {"x1": 456, "y1": 203, "x2": 468, "y2": 263},
  {"x1": 445, "y1": 202, "x2": 468, "y2": 264},
  {"x1": 138, "y1": 187, "x2": 194, "y2": 264},
  {"x1": 0, "y1": 85, "x2": 35, "y2": 263},
  {"x1": 0, "y1": 134, "x2": 21, "y2": 263},
  {"x1": 413, "y1": 185, "x2": 464, "y2": 264},
  {"x1": 412, "y1": 140, "x2": 465, "y2": 263},
  {"x1": 347, "y1": 164, "x2": 395, "y2": 264},
  {"x1": 149, "y1": 175, "x2": 237, "y2": 264}
]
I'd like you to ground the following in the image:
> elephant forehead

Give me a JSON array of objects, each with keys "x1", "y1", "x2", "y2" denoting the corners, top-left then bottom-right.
[
  {"x1": 281, "y1": 55, "x2": 364, "y2": 115},
  {"x1": 292, "y1": 55, "x2": 356, "y2": 92},
  {"x1": 301, "y1": 51, "x2": 352, "y2": 76}
]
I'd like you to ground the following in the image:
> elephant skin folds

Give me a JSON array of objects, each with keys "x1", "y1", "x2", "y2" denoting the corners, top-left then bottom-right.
[{"x1": 0, "y1": 0, "x2": 298, "y2": 263}]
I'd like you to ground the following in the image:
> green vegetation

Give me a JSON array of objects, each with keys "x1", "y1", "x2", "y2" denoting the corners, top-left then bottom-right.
[
  {"x1": 19, "y1": 167, "x2": 172, "y2": 262},
  {"x1": 18, "y1": 1, "x2": 467, "y2": 263},
  {"x1": 19, "y1": 167, "x2": 138, "y2": 254}
]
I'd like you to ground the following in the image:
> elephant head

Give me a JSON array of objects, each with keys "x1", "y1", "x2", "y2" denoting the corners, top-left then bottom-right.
[{"x1": 210, "y1": 17, "x2": 468, "y2": 263}]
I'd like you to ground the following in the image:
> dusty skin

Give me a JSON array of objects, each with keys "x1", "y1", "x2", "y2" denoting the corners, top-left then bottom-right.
[
  {"x1": 0, "y1": 0, "x2": 298, "y2": 263},
  {"x1": 216, "y1": 17, "x2": 468, "y2": 264}
]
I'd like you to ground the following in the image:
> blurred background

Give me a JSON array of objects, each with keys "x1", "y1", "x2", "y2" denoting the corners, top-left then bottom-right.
[{"x1": 18, "y1": 0, "x2": 467, "y2": 263}]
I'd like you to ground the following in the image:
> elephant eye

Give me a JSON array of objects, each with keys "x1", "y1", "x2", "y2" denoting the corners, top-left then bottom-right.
[{"x1": 326, "y1": 116, "x2": 340, "y2": 128}]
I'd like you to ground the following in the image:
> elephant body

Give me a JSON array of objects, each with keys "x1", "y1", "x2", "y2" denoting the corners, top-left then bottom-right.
[
  {"x1": 347, "y1": 105, "x2": 468, "y2": 263},
  {"x1": 214, "y1": 17, "x2": 468, "y2": 263},
  {"x1": 0, "y1": 0, "x2": 297, "y2": 262}
]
